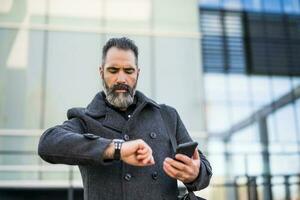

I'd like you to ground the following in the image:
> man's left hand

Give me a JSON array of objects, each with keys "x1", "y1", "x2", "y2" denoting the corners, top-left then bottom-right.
[{"x1": 163, "y1": 149, "x2": 200, "y2": 183}]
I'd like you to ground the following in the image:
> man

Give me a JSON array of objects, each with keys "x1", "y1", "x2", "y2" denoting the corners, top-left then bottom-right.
[{"x1": 38, "y1": 37, "x2": 212, "y2": 200}]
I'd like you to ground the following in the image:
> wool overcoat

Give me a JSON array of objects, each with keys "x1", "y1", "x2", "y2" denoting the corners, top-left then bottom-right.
[{"x1": 38, "y1": 91, "x2": 212, "y2": 200}]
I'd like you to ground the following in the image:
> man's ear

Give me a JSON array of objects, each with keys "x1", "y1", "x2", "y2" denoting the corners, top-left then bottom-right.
[
  {"x1": 99, "y1": 66, "x2": 104, "y2": 78},
  {"x1": 137, "y1": 68, "x2": 140, "y2": 76}
]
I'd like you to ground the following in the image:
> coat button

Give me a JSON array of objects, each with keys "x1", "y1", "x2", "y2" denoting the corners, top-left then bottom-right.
[
  {"x1": 152, "y1": 171, "x2": 158, "y2": 180},
  {"x1": 150, "y1": 132, "x2": 157, "y2": 139},
  {"x1": 123, "y1": 134, "x2": 130, "y2": 141},
  {"x1": 124, "y1": 173, "x2": 132, "y2": 181}
]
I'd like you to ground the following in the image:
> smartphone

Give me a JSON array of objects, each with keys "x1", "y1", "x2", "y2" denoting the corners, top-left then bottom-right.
[{"x1": 176, "y1": 141, "x2": 198, "y2": 158}]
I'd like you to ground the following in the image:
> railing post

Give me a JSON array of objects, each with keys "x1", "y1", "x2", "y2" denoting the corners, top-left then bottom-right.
[
  {"x1": 284, "y1": 175, "x2": 291, "y2": 200},
  {"x1": 247, "y1": 176, "x2": 258, "y2": 200},
  {"x1": 258, "y1": 117, "x2": 273, "y2": 200},
  {"x1": 234, "y1": 177, "x2": 239, "y2": 200},
  {"x1": 68, "y1": 166, "x2": 74, "y2": 200}
]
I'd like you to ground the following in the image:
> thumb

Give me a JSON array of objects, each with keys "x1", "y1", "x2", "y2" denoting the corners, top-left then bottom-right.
[{"x1": 192, "y1": 149, "x2": 200, "y2": 160}]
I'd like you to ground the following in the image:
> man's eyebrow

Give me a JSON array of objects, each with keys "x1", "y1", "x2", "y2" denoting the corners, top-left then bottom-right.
[
  {"x1": 124, "y1": 66, "x2": 135, "y2": 69},
  {"x1": 106, "y1": 66, "x2": 119, "y2": 69}
]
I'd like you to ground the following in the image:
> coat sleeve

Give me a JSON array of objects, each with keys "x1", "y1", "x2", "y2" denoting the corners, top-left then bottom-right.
[
  {"x1": 167, "y1": 106, "x2": 213, "y2": 191},
  {"x1": 38, "y1": 110, "x2": 113, "y2": 166}
]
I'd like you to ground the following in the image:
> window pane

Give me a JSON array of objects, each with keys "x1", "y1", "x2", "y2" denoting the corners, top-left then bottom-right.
[
  {"x1": 262, "y1": 0, "x2": 282, "y2": 13},
  {"x1": 244, "y1": 0, "x2": 263, "y2": 11},
  {"x1": 200, "y1": 0, "x2": 221, "y2": 8},
  {"x1": 275, "y1": 105, "x2": 298, "y2": 142},
  {"x1": 206, "y1": 103, "x2": 231, "y2": 132},
  {"x1": 223, "y1": 0, "x2": 243, "y2": 10},
  {"x1": 283, "y1": 0, "x2": 300, "y2": 13}
]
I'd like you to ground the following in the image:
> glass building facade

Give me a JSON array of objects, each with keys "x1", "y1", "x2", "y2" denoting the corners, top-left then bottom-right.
[
  {"x1": 200, "y1": 0, "x2": 300, "y2": 199},
  {"x1": 0, "y1": 0, "x2": 300, "y2": 199},
  {"x1": 0, "y1": 0, "x2": 207, "y2": 199}
]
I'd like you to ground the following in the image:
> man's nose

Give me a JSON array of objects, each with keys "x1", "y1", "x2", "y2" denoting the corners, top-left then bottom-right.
[{"x1": 116, "y1": 72, "x2": 126, "y2": 83}]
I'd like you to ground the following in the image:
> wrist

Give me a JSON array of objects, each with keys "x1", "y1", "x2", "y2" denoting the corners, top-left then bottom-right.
[{"x1": 103, "y1": 142, "x2": 115, "y2": 160}]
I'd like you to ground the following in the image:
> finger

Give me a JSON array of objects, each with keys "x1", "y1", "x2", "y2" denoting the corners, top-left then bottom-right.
[
  {"x1": 150, "y1": 156, "x2": 155, "y2": 164},
  {"x1": 163, "y1": 162, "x2": 176, "y2": 179},
  {"x1": 136, "y1": 153, "x2": 149, "y2": 160},
  {"x1": 144, "y1": 156, "x2": 155, "y2": 165},
  {"x1": 166, "y1": 157, "x2": 195, "y2": 178},
  {"x1": 142, "y1": 155, "x2": 152, "y2": 165},
  {"x1": 145, "y1": 156, "x2": 155, "y2": 165},
  {"x1": 175, "y1": 154, "x2": 193, "y2": 165},
  {"x1": 137, "y1": 147, "x2": 147, "y2": 154},
  {"x1": 165, "y1": 157, "x2": 186, "y2": 171},
  {"x1": 163, "y1": 161, "x2": 184, "y2": 180},
  {"x1": 138, "y1": 145, "x2": 152, "y2": 155}
]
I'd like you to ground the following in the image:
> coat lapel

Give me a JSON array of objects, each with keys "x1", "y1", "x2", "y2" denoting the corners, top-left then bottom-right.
[
  {"x1": 85, "y1": 91, "x2": 161, "y2": 133},
  {"x1": 102, "y1": 107, "x2": 126, "y2": 133}
]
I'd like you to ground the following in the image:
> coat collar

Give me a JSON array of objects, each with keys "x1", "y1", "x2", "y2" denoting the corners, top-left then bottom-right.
[{"x1": 85, "y1": 90, "x2": 160, "y2": 118}]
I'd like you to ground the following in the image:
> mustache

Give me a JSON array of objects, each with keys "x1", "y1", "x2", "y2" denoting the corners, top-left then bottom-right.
[
  {"x1": 112, "y1": 83, "x2": 130, "y2": 91},
  {"x1": 111, "y1": 83, "x2": 134, "y2": 96}
]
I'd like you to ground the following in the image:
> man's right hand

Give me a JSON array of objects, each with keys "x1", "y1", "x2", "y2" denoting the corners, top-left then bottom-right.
[{"x1": 121, "y1": 139, "x2": 155, "y2": 166}]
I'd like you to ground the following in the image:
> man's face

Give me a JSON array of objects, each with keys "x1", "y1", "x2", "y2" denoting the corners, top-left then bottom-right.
[{"x1": 100, "y1": 47, "x2": 140, "y2": 110}]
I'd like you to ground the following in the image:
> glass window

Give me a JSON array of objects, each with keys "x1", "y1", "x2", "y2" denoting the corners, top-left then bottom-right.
[
  {"x1": 294, "y1": 99, "x2": 300, "y2": 142},
  {"x1": 231, "y1": 104, "x2": 252, "y2": 124},
  {"x1": 262, "y1": 0, "x2": 282, "y2": 13},
  {"x1": 228, "y1": 74, "x2": 251, "y2": 103},
  {"x1": 223, "y1": 0, "x2": 243, "y2": 10},
  {"x1": 267, "y1": 114, "x2": 279, "y2": 142},
  {"x1": 274, "y1": 105, "x2": 298, "y2": 142},
  {"x1": 201, "y1": 11, "x2": 223, "y2": 36},
  {"x1": 200, "y1": 0, "x2": 221, "y2": 8},
  {"x1": 204, "y1": 73, "x2": 228, "y2": 102},
  {"x1": 44, "y1": 31, "x2": 102, "y2": 127},
  {"x1": 270, "y1": 154, "x2": 300, "y2": 174},
  {"x1": 230, "y1": 124, "x2": 259, "y2": 142},
  {"x1": 247, "y1": 154, "x2": 263, "y2": 175},
  {"x1": 231, "y1": 154, "x2": 247, "y2": 175},
  {"x1": 206, "y1": 103, "x2": 231, "y2": 133},
  {"x1": 250, "y1": 76, "x2": 273, "y2": 108},
  {"x1": 106, "y1": 0, "x2": 151, "y2": 30},
  {"x1": 283, "y1": 0, "x2": 300, "y2": 13},
  {"x1": 271, "y1": 76, "x2": 292, "y2": 100},
  {"x1": 0, "y1": 0, "x2": 29, "y2": 23},
  {"x1": 201, "y1": 11, "x2": 246, "y2": 73},
  {"x1": 153, "y1": 37, "x2": 204, "y2": 132},
  {"x1": 292, "y1": 77, "x2": 300, "y2": 88},
  {"x1": 243, "y1": 0, "x2": 263, "y2": 11},
  {"x1": 0, "y1": 28, "x2": 46, "y2": 129}
]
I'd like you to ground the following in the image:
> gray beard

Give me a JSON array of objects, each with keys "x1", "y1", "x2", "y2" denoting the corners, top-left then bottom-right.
[{"x1": 102, "y1": 80, "x2": 137, "y2": 110}]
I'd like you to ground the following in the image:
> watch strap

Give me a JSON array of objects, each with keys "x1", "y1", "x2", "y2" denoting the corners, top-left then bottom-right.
[{"x1": 113, "y1": 139, "x2": 124, "y2": 160}]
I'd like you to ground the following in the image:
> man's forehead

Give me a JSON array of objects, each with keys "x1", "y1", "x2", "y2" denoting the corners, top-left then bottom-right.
[
  {"x1": 104, "y1": 47, "x2": 137, "y2": 68},
  {"x1": 105, "y1": 65, "x2": 136, "y2": 69},
  {"x1": 105, "y1": 47, "x2": 135, "y2": 60}
]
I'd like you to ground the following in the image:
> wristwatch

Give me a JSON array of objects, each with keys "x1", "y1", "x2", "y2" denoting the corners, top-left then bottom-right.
[{"x1": 113, "y1": 139, "x2": 125, "y2": 160}]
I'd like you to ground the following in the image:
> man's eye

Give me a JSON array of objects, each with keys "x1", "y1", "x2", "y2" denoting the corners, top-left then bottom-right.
[
  {"x1": 125, "y1": 69, "x2": 134, "y2": 74},
  {"x1": 108, "y1": 69, "x2": 118, "y2": 73}
]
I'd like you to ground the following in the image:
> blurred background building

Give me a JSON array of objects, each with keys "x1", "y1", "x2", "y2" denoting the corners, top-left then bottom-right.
[{"x1": 0, "y1": 0, "x2": 299, "y2": 199}]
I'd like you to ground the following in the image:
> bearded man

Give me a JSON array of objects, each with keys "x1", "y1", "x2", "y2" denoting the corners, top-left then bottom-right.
[{"x1": 38, "y1": 37, "x2": 212, "y2": 200}]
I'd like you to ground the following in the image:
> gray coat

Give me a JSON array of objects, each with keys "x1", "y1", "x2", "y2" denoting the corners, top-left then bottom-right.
[{"x1": 38, "y1": 91, "x2": 212, "y2": 200}]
